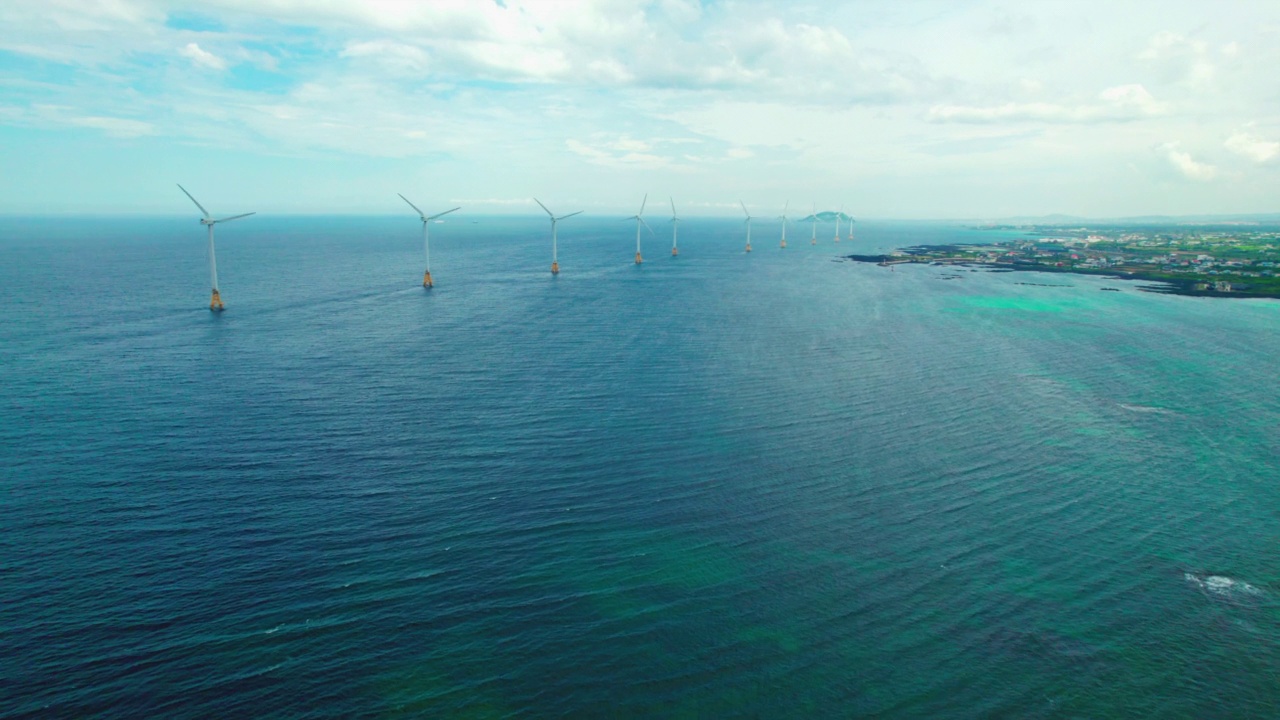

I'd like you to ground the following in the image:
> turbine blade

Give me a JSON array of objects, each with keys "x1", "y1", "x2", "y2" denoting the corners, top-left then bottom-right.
[
  {"x1": 670, "y1": 196, "x2": 677, "y2": 218},
  {"x1": 557, "y1": 210, "x2": 583, "y2": 220},
  {"x1": 639, "y1": 193, "x2": 647, "y2": 215},
  {"x1": 212, "y1": 212, "x2": 255, "y2": 224},
  {"x1": 740, "y1": 200, "x2": 749, "y2": 217},
  {"x1": 177, "y1": 184, "x2": 211, "y2": 219},
  {"x1": 783, "y1": 200, "x2": 789, "y2": 214},
  {"x1": 427, "y1": 206, "x2": 461, "y2": 221},
  {"x1": 533, "y1": 198, "x2": 554, "y2": 218},
  {"x1": 398, "y1": 193, "x2": 426, "y2": 219},
  {"x1": 640, "y1": 217, "x2": 655, "y2": 237}
]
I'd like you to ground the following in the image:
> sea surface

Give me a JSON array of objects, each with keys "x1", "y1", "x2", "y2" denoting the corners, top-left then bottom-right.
[{"x1": 2, "y1": 215, "x2": 1278, "y2": 717}]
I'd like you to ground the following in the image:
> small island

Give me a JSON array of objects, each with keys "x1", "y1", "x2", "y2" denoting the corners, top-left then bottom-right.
[{"x1": 848, "y1": 224, "x2": 1280, "y2": 298}]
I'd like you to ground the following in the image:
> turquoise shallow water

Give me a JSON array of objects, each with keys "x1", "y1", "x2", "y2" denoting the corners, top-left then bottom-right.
[{"x1": 2, "y1": 216, "x2": 1278, "y2": 717}]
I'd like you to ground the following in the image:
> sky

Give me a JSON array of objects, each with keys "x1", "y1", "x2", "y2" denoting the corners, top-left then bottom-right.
[{"x1": 1, "y1": 0, "x2": 1277, "y2": 218}]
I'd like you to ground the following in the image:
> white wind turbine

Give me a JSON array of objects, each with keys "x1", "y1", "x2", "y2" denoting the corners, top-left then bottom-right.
[
  {"x1": 740, "y1": 200, "x2": 754, "y2": 253},
  {"x1": 626, "y1": 193, "x2": 653, "y2": 265},
  {"x1": 177, "y1": 184, "x2": 254, "y2": 312},
  {"x1": 534, "y1": 198, "x2": 582, "y2": 274},
  {"x1": 847, "y1": 207, "x2": 855, "y2": 241},
  {"x1": 669, "y1": 197, "x2": 680, "y2": 256},
  {"x1": 778, "y1": 201, "x2": 790, "y2": 248},
  {"x1": 810, "y1": 202, "x2": 818, "y2": 245},
  {"x1": 834, "y1": 204, "x2": 843, "y2": 244},
  {"x1": 399, "y1": 193, "x2": 460, "y2": 288}
]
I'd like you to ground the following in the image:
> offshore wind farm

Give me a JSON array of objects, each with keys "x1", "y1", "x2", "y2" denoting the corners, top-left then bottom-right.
[
  {"x1": 168, "y1": 186, "x2": 864, "y2": 306},
  {"x1": 5, "y1": 1, "x2": 1280, "y2": 718}
]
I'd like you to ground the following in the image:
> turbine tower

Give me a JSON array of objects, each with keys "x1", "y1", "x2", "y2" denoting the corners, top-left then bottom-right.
[
  {"x1": 627, "y1": 193, "x2": 652, "y2": 265},
  {"x1": 834, "y1": 204, "x2": 843, "y2": 244},
  {"x1": 669, "y1": 197, "x2": 680, "y2": 256},
  {"x1": 177, "y1": 184, "x2": 254, "y2": 312},
  {"x1": 810, "y1": 202, "x2": 818, "y2": 245},
  {"x1": 399, "y1": 193, "x2": 460, "y2": 288},
  {"x1": 848, "y1": 207, "x2": 855, "y2": 241},
  {"x1": 740, "y1": 200, "x2": 753, "y2": 253},
  {"x1": 778, "y1": 201, "x2": 789, "y2": 248},
  {"x1": 534, "y1": 198, "x2": 582, "y2": 275}
]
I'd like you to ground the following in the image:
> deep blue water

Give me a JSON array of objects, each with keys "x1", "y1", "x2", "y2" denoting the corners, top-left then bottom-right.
[{"x1": 2, "y1": 215, "x2": 1279, "y2": 717}]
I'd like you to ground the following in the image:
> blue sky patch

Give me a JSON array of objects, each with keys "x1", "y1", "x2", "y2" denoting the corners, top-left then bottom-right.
[
  {"x1": 164, "y1": 12, "x2": 226, "y2": 33},
  {"x1": 226, "y1": 64, "x2": 295, "y2": 95}
]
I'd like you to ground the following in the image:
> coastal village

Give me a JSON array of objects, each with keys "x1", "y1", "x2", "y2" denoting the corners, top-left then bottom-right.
[{"x1": 853, "y1": 225, "x2": 1280, "y2": 298}]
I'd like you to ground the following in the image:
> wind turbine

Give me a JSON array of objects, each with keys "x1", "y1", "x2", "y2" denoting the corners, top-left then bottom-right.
[
  {"x1": 740, "y1": 200, "x2": 753, "y2": 253},
  {"x1": 834, "y1": 204, "x2": 842, "y2": 244},
  {"x1": 627, "y1": 193, "x2": 652, "y2": 264},
  {"x1": 399, "y1": 193, "x2": 460, "y2": 288},
  {"x1": 669, "y1": 197, "x2": 680, "y2": 256},
  {"x1": 534, "y1": 198, "x2": 582, "y2": 274},
  {"x1": 847, "y1": 208, "x2": 855, "y2": 241},
  {"x1": 810, "y1": 202, "x2": 818, "y2": 245},
  {"x1": 778, "y1": 201, "x2": 789, "y2": 248},
  {"x1": 177, "y1": 184, "x2": 254, "y2": 312}
]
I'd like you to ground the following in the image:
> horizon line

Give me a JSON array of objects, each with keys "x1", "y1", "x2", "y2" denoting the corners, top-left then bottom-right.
[{"x1": 2, "y1": 211, "x2": 1279, "y2": 224}]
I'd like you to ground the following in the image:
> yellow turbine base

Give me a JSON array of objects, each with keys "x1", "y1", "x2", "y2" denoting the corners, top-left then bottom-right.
[
  {"x1": 551, "y1": 262, "x2": 560, "y2": 275},
  {"x1": 834, "y1": 238, "x2": 840, "y2": 243},
  {"x1": 672, "y1": 247, "x2": 678, "y2": 256},
  {"x1": 780, "y1": 240, "x2": 787, "y2": 248},
  {"x1": 635, "y1": 252, "x2": 643, "y2": 264},
  {"x1": 423, "y1": 270, "x2": 433, "y2": 288},
  {"x1": 745, "y1": 244, "x2": 752, "y2": 253},
  {"x1": 209, "y1": 289, "x2": 224, "y2": 312},
  {"x1": 811, "y1": 239, "x2": 817, "y2": 245}
]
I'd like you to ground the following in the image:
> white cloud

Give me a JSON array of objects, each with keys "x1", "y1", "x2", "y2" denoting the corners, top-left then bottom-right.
[
  {"x1": 4, "y1": 0, "x2": 1280, "y2": 216},
  {"x1": 1224, "y1": 132, "x2": 1279, "y2": 163},
  {"x1": 448, "y1": 197, "x2": 537, "y2": 207},
  {"x1": 26, "y1": 103, "x2": 155, "y2": 137},
  {"x1": 1097, "y1": 84, "x2": 1164, "y2": 113},
  {"x1": 566, "y1": 137, "x2": 670, "y2": 169},
  {"x1": 178, "y1": 42, "x2": 226, "y2": 70},
  {"x1": 1018, "y1": 78, "x2": 1043, "y2": 94},
  {"x1": 1138, "y1": 31, "x2": 1214, "y2": 86},
  {"x1": 69, "y1": 115, "x2": 154, "y2": 137},
  {"x1": 1161, "y1": 142, "x2": 1217, "y2": 181},
  {"x1": 340, "y1": 40, "x2": 430, "y2": 72},
  {"x1": 928, "y1": 84, "x2": 1165, "y2": 124}
]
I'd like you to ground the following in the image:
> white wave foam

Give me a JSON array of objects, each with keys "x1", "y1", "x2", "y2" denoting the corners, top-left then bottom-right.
[
  {"x1": 1185, "y1": 572, "x2": 1264, "y2": 599},
  {"x1": 1120, "y1": 403, "x2": 1176, "y2": 415}
]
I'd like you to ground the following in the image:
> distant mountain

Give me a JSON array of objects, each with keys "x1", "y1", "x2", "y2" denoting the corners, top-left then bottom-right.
[{"x1": 803, "y1": 211, "x2": 854, "y2": 222}]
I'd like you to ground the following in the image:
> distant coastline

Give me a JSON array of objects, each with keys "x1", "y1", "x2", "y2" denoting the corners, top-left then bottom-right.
[{"x1": 847, "y1": 225, "x2": 1280, "y2": 299}]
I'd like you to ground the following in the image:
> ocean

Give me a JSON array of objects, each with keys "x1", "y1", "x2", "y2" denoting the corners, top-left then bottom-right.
[{"x1": 2, "y1": 215, "x2": 1278, "y2": 717}]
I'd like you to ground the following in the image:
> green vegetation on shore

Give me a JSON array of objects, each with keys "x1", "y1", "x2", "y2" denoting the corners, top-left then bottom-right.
[{"x1": 848, "y1": 225, "x2": 1280, "y2": 299}]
